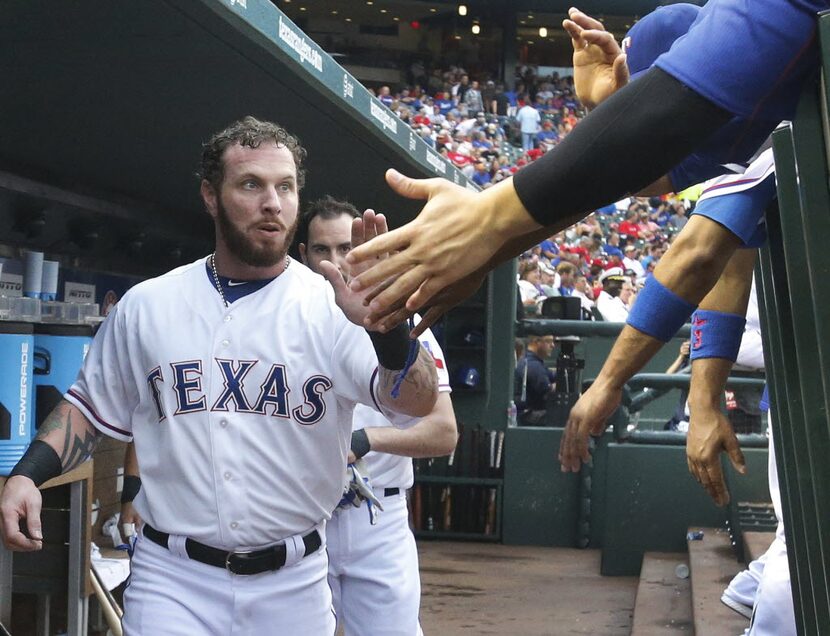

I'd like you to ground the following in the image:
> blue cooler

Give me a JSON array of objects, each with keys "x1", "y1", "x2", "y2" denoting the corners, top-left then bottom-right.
[
  {"x1": 33, "y1": 324, "x2": 93, "y2": 437},
  {"x1": 0, "y1": 322, "x2": 35, "y2": 475}
]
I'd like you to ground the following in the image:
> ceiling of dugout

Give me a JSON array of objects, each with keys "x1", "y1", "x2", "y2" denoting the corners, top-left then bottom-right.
[
  {"x1": 0, "y1": 0, "x2": 472, "y2": 276},
  {"x1": 404, "y1": 0, "x2": 703, "y2": 17}
]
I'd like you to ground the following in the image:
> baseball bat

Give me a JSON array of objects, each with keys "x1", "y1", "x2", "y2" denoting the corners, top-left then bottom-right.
[
  {"x1": 90, "y1": 565, "x2": 123, "y2": 636},
  {"x1": 442, "y1": 485, "x2": 452, "y2": 531}
]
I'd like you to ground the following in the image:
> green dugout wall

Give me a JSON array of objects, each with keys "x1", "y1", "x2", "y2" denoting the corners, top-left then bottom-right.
[{"x1": 757, "y1": 11, "x2": 830, "y2": 633}]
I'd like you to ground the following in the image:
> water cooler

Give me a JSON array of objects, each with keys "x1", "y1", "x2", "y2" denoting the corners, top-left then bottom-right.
[
  {"x1": 0, "y1": 322, "x2": 34, "y2": 475},
  {"x1": 32, "y1": 324, "x2": 94, "y2": 436}
]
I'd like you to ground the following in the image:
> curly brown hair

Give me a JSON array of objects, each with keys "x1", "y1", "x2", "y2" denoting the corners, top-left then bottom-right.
[{"x1": 198, "y1": 116, "x2": 307, "y2": 191}]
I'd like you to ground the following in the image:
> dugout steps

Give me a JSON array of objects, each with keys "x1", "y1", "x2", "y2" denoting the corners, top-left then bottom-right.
[
  {"x1": 631, "y1": 524, "x2": 774, "y2": 635},
  {"x1": 686, "y1": 527, "x2": 749, "y2": 635},
  {"x1": 630, "y1": 552, "x2": 692, "y2": 635},
  {"x1": 743, "y1": 531, "x2": 775, "y2": 563}
]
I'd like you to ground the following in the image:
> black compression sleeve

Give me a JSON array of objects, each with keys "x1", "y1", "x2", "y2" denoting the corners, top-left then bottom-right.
[
  {"x1": 512, "y1": 68, "x2": 732, "y2": 227},
  {"x1": 9, "y1": 440, "x2": 63, "y2": 487},
  {"x1": 367, "y1": 323, "x2": 410, "y2": 370},
  {"x1": 121, "y1": 475, "x2": 142, "y2": 503},
  {"x1": 351, "y1": 429, "x2": 371, "y2": 459}
]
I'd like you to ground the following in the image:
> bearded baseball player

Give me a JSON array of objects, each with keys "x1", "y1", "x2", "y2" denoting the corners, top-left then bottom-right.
[
  {"x1": 296, "y1": 196, "x2": 457, "y2": 635},
  {"x1": 0, "y1": 116, "x2": 439, "y2": 635}
]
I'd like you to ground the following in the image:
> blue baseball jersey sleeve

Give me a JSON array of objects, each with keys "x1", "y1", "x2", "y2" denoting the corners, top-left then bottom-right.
[{"x1": 656, "y1": 0, "x2": 826, "y2": 123}]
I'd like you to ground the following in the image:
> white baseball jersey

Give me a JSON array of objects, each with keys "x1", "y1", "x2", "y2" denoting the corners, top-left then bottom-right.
[
  {"x1": 66, "y1": 257, "x2": 408, "y2": 550},
  {"x1": 328, "y1": 318, "x2": 450, "y2": 635},
  {"x1": 353, "y1": 320, "x2": 451, "y2": 489}
]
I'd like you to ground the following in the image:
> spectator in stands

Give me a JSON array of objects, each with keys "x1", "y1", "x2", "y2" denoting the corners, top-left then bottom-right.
[
  {"x1": 623, "y1": 245, "x2": 646, "y2": 280},
  {"x1": 539, "y1": 263, "x2": 558, "y2": 296},
  {"x1": 492, "y1": 83, "x2": 509, "y2": 117},
  {"x1": 637, "y1": 210, "x2": 658, "y2": 241},
  {"x1": 516, "y1": 97, "x2": 541, "y2": 151},
  {"x1": 418, "y1": 126, "x2": 435, "y2": 148},
  {"x1": 603, "y1": 231, "x2": 624, "y2": 259},
  {"x1": 518, "y1": 261, "x2": 545, "y2": 315},
  {"x1": 595, "y1": 267, "x2": 630, "y2": 321},
  {"x1": 641, "y1": 244, "x2": 664, "y2": 271},
  {"x1": 378, "y1": 85, "x2": 394, "y2": 108},
  {"x1": 463, "y1": 80, "x2": 484, "y2": 113},
  {"x1": 539, "y1": 233, "x2": 560, "y2": 261},
  {"x1": 668, "y1": 203, "x2": 689, "y2": 231},
  {"x1": 536, "y1": 120, "x2": 559, "y2": 151},
  {"x1": 453, "y1": 73, "x2": 470, "y2": 103},
  {"x1": 651, "y1": 200, "x2": 672, "y2": 227},
  {"x1": 515, "y1": 335, "x2": 556, "y2": 424},
  {"x1": 435, "y1": 91, "x2": 454, "y2": 116},
  {"x1": 471, "y1": 161, "x2": 492, "y2": 188},
  {"x1": 618, "y1": 209, "x2": 640, "y2": 239},
  {"x1": 572, "y1": 273, "x2": 595, "y2": 313},
  {"x1": 556, "y1": 262, "x2": 576, "y2": 297},
  {"x1": 399, "y1": 87, "x2": 421, "y2": 111}
]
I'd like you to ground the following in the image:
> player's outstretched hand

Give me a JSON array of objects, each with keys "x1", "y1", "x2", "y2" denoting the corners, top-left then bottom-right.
[
  {"x1": 0, "y1": 475, "x2": 44, "y2": 551},
  {"x1": 366, "y1": 266, "x2": 488, "y2": 338},
  {"x1": 321, "y1": 209, "x2": 389, "y2": 328},
  {"x1": 564, "y1": 7, "x2": 629, "y2": 110},
  {"x1": 348, "y1": 170, "x2": 535, "y2": 323},
  {"x1": 558, "y1": 381, "x2": 622, "y2": 472},
  {"x1": 687, "y1": 406, "x2": 746, "y2": 506}
]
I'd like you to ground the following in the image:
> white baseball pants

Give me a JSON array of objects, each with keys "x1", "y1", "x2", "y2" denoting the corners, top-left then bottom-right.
[
  {"x1": 327, "y1": 491, "x2": 422, "y2": 635},
  {"x1": 123, "y1": 528, "x2": 336, "y2": 635}
]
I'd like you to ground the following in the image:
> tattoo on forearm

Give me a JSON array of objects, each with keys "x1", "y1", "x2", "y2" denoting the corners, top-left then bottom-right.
[
  {"x1": 60, "y1": 423, "x2": 100, "y2": 471},
  {"x1": 36, "y1": 402, "x2": 72, "y2": 439},
  {"x1": 36, "y1": 400, "x2": 100, "y2": 471},
  {"x1": 379, "y1": 345, "x2": 439, "y2": 405}
]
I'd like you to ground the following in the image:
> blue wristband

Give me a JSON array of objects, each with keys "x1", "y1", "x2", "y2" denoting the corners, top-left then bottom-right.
[
  {"x1": 626, "y1": 276, "x2": 696, "y2": 342},
  {"x1": 689, "y1": 309, "x2": 746, "y2": 362}
]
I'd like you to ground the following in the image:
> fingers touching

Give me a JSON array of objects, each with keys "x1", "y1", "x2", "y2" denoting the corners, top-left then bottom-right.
[{"x1": 568, "y1": 7, "x2": 605, "y2": 31}]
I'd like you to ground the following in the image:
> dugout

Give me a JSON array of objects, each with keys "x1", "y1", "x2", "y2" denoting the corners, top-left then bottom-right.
[{"x1": 0, "y1": 1, "x2": 788, "y2": 632}]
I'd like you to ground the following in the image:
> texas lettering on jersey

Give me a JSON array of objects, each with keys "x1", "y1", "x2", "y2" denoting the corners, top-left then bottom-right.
[{"x1": 146, "y1": 358, "x2": 333, "y2": 426}]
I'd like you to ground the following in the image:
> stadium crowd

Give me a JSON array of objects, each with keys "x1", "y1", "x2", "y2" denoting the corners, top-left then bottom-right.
[
  {"x1": 367, "y1": 65, "x2": 695, "y2": 322},
  {"x1": 369, "y1": 66, "x2": 584, "y2": 187}
]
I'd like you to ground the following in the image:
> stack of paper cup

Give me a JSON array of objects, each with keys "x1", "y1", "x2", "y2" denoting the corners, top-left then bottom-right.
[
  {"x1": 41, "y1": 260, "x2": 59, "y2": 301},
  {"x1": 22, "y1": 250, "x2": 44, "y2": 299}
]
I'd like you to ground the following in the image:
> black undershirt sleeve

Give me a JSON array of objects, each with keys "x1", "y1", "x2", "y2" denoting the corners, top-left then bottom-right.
[{"x1": 512, "y1": 68, "x2": 732, "y2": 227}]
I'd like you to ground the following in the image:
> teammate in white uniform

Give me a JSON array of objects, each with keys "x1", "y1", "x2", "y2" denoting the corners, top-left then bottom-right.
[
  {"x1": 0, "y1": 117, "x2": 439, "y2": 635},
  {"x1": 296, "y1": 196, "x2": 457, "y2": 635}
]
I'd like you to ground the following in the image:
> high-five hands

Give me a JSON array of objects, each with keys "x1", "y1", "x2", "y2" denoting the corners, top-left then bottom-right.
[
  {"x1": 346, "y1": 170, "x2": 530, "y2": 333},
  {"x1": 320, "y1": 209, "x2": 391, "y2": 328}
]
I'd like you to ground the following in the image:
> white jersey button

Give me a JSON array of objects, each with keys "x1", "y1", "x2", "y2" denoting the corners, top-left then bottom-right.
[
  {"x1": 224, "y1": 315, "x2": 232, "y2": 322},
  {"x1": 224, "y1": 471, "x2": 232, "y2": 480},
  {"x1": 220, "y1": 420, "x2": 228, "y2": 428},
  {"x1": 230, "y1": 521, "x2": 239, "y2": 529},
  {"x1": 221, "y1": 339, "x2": 230, "y2": 347}
]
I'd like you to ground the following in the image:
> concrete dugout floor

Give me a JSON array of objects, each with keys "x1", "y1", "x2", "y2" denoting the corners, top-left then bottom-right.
[{"x1": 418, "y1": 542, "x2": 638, "y2": 636}]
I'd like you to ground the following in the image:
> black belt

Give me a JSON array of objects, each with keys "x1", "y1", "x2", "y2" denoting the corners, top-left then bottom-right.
[
  {"x1": 383, "y1": 487, "x2": 400, "y2": 497},
  {"x1": 142, "y1": 523, "x2": 322, "y2": 576}
]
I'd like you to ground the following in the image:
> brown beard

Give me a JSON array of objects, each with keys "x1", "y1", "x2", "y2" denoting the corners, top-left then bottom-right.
[{"x1": 216, "y1": 196, "x2": 298, "y2": 268}]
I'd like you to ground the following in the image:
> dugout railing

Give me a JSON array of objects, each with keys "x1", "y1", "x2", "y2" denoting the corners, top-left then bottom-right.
[{"x1": 759, "y1": 14, "x2": 830, "y2": 631}]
